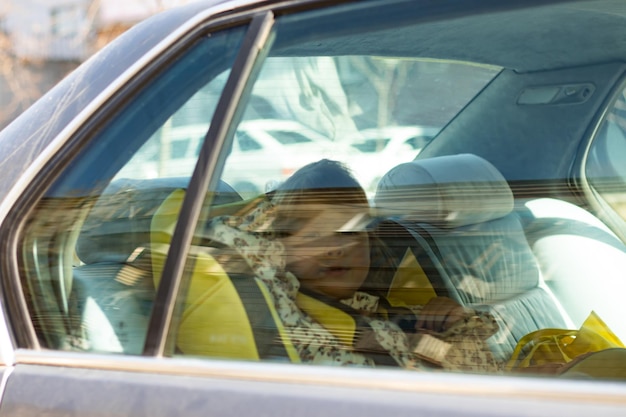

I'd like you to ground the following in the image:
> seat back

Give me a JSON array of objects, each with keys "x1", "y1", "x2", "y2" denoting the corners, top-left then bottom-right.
[
  {"x1": 71, "y1": 177, "x2": 242, "y2": 354},
  {"x1": 519, "y1": 197, "x2": 626, "y2": 341},
  {"x1": 374, "y1": 154, "x2": 570, "y2": 360}
]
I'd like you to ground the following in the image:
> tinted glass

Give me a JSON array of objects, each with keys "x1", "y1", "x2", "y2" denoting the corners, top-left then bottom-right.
[
  {"x1": 171, "y1": 2, "x2": 538, "y2": 373},
  {"x1": 16, "y1": 0, "x2": 626, "y2": 385},
  {"x1": 17, "y1": 25, "x2": 247, "y2": 354},
  {"x1": 171, "y1": 0, "x2": 626, "y2": 381}
]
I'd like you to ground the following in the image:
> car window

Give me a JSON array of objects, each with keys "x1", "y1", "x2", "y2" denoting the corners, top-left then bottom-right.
[
  {"x1": 403, "y1": 137, "x2": 423, "y2": 151},
  {"x1": 171, "y1": 137, "x2": 192, "y2": 159},
  {"x1": 14, "y1": 0, "x2": 626, "y2": 385},
  {"x1": 167, "y1": 1, "x2": 626, "y2": 380},
  {"x1": 16, "y1": 24, "x2": 248, "y2": 354},
  {"x1": 352, "y1": 138, "x2": 391, "y2": 153},
  {"x1": 169, "y1": 3, "x2": 563, "y2": 373}
]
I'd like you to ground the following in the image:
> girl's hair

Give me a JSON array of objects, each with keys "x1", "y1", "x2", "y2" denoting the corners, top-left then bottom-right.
[
  {"x1": 272, "y1": 159, "x2": 369, "y2": 234},
  {"x1": 273, "y1": 159, "x2": 367, "y2": 205}
]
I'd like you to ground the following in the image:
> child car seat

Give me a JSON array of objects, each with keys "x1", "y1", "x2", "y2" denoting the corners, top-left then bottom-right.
[
  {"x1": 71, "y1": 177, "x2": 243, "y2": 354},
  {"x1": 150, "y1": 191, "x2": 299, "y2": 362}
]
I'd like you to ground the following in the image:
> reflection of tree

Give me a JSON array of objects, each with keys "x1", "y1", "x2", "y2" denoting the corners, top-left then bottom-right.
[
  {"x1": 254, "y1": 57, "x2": 360, "y2": 141},
  {"x1": 338, "y1": 57, "x2": 500, "y2": 132},
  {"x1": 346, "y1": 57, "x2": 409, "y2": 129}
]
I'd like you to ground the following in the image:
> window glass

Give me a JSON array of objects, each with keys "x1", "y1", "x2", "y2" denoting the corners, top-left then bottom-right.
[
  {"x1": 168, "y1": 0, "x2": 626, "y2": 381},
  {"x1": 18, "y1": 0, "x2": 625, "y2": 383},
  {"x1": 170, "y1": 2, "x2": 584, "y2": 376},
  {"x1": 220, "y1": 55, "x2": 494, "y2": 196},
  {"x1": 586, "y1": 87, "x2": 626, "y2": 220},
  {"x1": 17, "y1": 25, "x2": 247, "y2": 354}
]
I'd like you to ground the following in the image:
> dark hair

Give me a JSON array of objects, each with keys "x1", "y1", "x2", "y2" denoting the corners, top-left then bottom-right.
[
  {"x1": 273, "y1": 159, "x2": 367, "y2": 206},
  {"x1": 272, "y1": 159, "x2": 369, "y2": 235}
]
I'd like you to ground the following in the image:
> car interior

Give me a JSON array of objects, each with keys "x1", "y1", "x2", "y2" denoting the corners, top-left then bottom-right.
[{"x1": 22, "y1": 149, "x2": 621, "y2": 374}]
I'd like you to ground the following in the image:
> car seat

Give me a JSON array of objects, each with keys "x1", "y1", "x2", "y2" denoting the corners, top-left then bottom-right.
[
  {"x1": 373, "y1": 153, "x2": 571, "y2": 361},
  {"x1": 518, "y1": 197, "x2": 626, "y2": 341},
  {"x1": 149, "y1": 191, "x2": 300, "y2": 362},
  {"x1": 71, "y1": 177, "x2": 242, "y2": 354}
]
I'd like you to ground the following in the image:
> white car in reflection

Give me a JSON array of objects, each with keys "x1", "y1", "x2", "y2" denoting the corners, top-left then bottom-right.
[
  {"x1": 118, "y1": 119, "x2": 358, "y2": 196},
  {"x1": 347, "y1": 125, "x2": 439, "y2": 193}
]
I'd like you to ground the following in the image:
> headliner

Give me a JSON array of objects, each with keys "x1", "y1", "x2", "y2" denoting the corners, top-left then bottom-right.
[{"x1": 274, "y1": 0, "x2": 626, "y2": 73}]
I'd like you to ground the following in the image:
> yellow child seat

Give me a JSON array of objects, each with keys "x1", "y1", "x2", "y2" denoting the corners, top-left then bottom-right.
[
  {"x1": 150, "y1": 189, "x2": 299, "y2": 362},
  {"x1": 70, "y1": 177, "x2": 247, "y2": 354}
]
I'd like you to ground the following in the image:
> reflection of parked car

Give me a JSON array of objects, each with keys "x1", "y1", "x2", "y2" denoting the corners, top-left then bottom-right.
[
  {"x1": 347, "y1": 126, "x2": 439, "y2": 192},
  {"x1": 224, "y1": 119, "x2": 356, "y2": 195},
  {"x1": 118, "y1": 119, "x2": 356, "y2": 195}
]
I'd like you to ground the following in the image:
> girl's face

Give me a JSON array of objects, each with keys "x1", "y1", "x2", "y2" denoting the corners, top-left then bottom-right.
[{"x1": 278, "y1": 203, "x2": 371, "y2": 300}]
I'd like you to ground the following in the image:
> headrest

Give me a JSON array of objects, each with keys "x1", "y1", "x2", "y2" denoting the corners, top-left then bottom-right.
[
  {"x1": 374, "y1": 154, "x2": 513, "y2": 228},
  {"x1": 76, "y1": 177, "x2": 242, "y2": 264}
]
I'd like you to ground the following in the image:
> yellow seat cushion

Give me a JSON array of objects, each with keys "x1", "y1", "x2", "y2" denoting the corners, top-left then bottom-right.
[{"x1": 151, "y1": 189, "x2": 298, "y2": 361}]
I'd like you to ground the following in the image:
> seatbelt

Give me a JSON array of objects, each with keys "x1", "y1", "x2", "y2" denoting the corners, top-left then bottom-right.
[
  {"x1": 297, "y1": 287, "x2": 399, "y2": 367},
  {"x1": 230, "y1": 273, "x2": 297, "y2": 361}
]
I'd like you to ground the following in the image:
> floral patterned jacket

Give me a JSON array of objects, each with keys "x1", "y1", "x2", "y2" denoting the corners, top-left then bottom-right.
[{"x1": 205, "y1": 199, "x2": 502, "y2": 372}]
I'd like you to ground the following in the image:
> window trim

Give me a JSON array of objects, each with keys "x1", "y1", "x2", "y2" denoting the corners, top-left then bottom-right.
[
  {"x1": 0, "y1": 8, "x2": 271, "y2": 354},
  {"x1": 579, "y1": 69, "x2": 626, "y2": 244}
]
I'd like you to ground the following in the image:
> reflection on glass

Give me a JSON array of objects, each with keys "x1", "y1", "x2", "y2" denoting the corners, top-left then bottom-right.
[{"x1": 18, "y1": 25, "x2": 247, "y2": 355}]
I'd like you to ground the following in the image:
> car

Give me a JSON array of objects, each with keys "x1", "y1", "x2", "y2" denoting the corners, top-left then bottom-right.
[
  {"x1": 346, "y1": 125, "x2": 440, "y2": 193},
  {"x1": 2, "y1": 0, "x2": 626, "y2": 416},
  {"x1": 116, "y1": 119, "x2": 354, "y2": 196}
]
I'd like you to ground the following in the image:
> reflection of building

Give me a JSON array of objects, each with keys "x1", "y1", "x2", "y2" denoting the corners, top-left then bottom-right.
[
  {"x1": 4, "y1": 0, "x2": 190, "y2": 60},
  {"x1": 0, "y1": 0, "x2": 190, "y2": 128},
  {"x1": 5, "y1": 0, "x2": 93, "y2": 61}
]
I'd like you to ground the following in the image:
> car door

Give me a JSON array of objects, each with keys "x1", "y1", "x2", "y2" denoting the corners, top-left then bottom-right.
[
  {"x1": 0, "y1": 4, "x2": 262, "y2": 415},
  {"x1": 2, "y1": 0, "x2": 626, "y2": 416}
]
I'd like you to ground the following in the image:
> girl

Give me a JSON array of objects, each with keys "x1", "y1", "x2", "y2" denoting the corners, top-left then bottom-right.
[{"x1": 205, "y1": 159, "x2": 501, "y2": 371}]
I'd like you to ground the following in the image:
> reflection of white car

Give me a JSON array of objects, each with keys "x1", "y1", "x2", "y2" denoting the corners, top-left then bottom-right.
[
  {"x1": 223, "y1": 119, "x2": 356, "y2": 195},
  {"x1": 117, "y1": 119, "x2": 356, "y2": 196},
  {"x1": 346, "y1": 125, "x2": 439, "y2": 193}
]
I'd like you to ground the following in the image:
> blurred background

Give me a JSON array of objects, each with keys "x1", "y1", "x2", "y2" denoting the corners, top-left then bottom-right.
[{"x1": 0, "y1": 0, "x2": 192, "y2": 129}]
